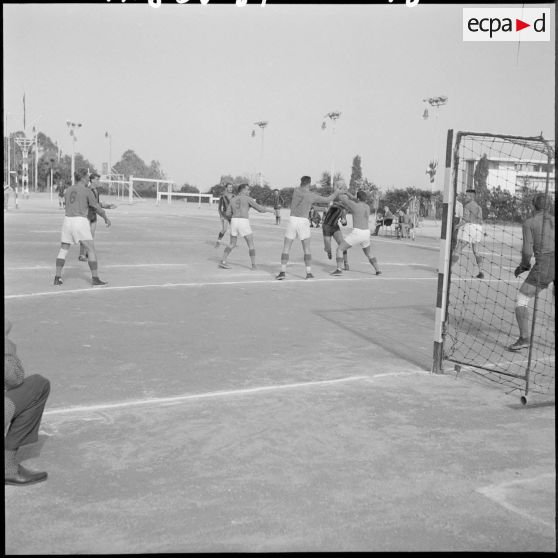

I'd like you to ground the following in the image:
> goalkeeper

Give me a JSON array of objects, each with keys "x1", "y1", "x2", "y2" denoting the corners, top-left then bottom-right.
[{"x1": 508, "y1": 193, "x2": 555, "y2": 351}]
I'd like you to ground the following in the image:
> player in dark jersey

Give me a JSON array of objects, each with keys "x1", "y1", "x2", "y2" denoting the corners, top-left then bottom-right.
[
  {"x1": 216, "y1": 183, "x2": 235, "y2": 247},
  {"x1": 79, "y1": 172, "x2": 103, "y2": 261},
  {"x1": 322, "y1": 180, "x2": 349, "y2": 270}
]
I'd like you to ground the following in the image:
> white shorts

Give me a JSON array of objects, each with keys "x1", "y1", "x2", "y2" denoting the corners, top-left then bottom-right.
[
  {"x1": 230, "y1": 217, "x2": 252, "y2": 237},
  {"x1": 285, "y1": 216, "x2": 311, "y2": 241},
  {"x1": 457, "y1": 223, "x2": 483, "y2": 244},
  {"x1": 344, "y1": 228, "x2": 371, "y2": 248},
  {"x1": 60, "y1": 216, "x2": 93, "y2": 244}
]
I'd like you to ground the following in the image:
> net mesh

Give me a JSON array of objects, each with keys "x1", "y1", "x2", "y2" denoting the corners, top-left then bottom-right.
[{"x1": 444, "y1": 132, "x2": 555, "y2": 398}]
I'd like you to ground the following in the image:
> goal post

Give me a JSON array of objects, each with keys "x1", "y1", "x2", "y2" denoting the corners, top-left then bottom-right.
[{"x1": 432, "y1": 130, "x2": 555, "y2": 403}]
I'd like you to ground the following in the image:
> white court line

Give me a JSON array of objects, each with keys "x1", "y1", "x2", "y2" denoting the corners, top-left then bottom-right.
[
  {"x1": 477, "y1": 473, "x2": 555, "y2": 529},
  {"x1": 4, "y1": 276, "x2": 439, "y2": 299},
  {"x1": 44, "y1": 375, "x2": 370, "y2": 417}
]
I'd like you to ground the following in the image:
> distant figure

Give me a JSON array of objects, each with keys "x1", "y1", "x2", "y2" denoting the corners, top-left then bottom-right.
[
  {"x1": 396, "y1": 209, "x2": 412, "y2": 240},
  {"x1": 275, "y1": 176, "x2": 339, "y2": 280},
  {"x1": 372, "y1": 206, "x2": 394, "y2": 236},
  {"x1": 271, "y1": 189, "x2": 284, "y2": 225},
  {"x1": 5, "y1": 320, "x2": 50, "y2": 486},
  {"x1": 56, "y1": 182, "x2": 66, "y2": 209},
  {"x1": 309, "y1": 206, "x2": 321, "y2": 228},
  {"x1": 508, "y1": 193, "x2": 555, "y2": 351},
  {"x1": 452, "y1": 188, "x2": 485, "y2": 279},
  {"x1": 216, "y1": 182, "x2": 235, "y2": 247}
]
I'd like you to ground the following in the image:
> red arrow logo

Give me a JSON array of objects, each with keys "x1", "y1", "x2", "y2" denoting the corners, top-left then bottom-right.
[{"x1": 516, "y1": 19, "x2": 530, "y2": 31}]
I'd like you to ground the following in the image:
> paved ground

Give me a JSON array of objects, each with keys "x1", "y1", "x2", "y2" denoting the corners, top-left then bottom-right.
[{"x1": 4, "y1": 194, "x2": 555, "y2": 553}]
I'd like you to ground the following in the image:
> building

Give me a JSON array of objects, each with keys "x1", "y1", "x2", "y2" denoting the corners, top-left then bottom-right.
[{"x1": 462, "y1": 157, "x2": 555, "y2": 197}]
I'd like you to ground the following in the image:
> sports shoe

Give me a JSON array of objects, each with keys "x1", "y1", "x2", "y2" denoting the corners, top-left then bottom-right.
[
  {"x1": 330, "y1": 269, "x2": 343, "y2": 276},
  {"x1": 507, "y1": 338, "x2": 530, "y2": 351},
  {"x1": 275, "y1": 272, "x2": 286, "y2": 280},
  {"x1": 305, "y1": 273, "x2": 314, "y2": 279},
  {"x1": 476, "y1": 272, "x2": 485, "y2": 279},
  {"x1": 344, "y1": 262, "x2": 350, "y2": 271},
  {"x1": 92, "y1": 277, "x2": 107, "y2": 286},
  {"x1": 78, "y1": 255, "x2": 87, "y2": 262},
  {"x1": 5, "y1": 465, "x2": 48, "y2": 486},
  {"x1": 375, "y1": 270, "x2": 382, "y2": 276},
  {"x1": 53, "y1": 276, "x2": 63, "y2": 286},
  {"x1": 218, "y1": 262, "x2": 231, "y2": 269}
]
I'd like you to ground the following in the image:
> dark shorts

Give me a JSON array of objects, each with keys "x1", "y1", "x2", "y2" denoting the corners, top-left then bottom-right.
[
  {"x1": 525, "y1": 253, "x2": 555, "y2": 289},
  {"x1": 322, "y1": 224, "x2": 340, "y2": 237},
  {"x1": 220, "y1": 214, "x2": 231, "y2": 223}
]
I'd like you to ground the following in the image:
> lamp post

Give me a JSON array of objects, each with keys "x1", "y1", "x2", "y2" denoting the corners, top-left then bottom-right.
[
  {"x1": 322, "y1": 111, "x2": 341, "y2": 189},
  {"x1": 4, "y1": 112, "x2": 23, "y2": 189},
  {"x1": 253, "y1": 121, "x2": 268, "y2": 187},
  {"x1": 66, "y1": 120, "x2": 82, "y2": 184},
  {"x1": 32, "y1": 126, "x2": 39, "y2": 192},
  {"x1": 49, "y1": 158, "x2": 55, "y2": 202},
  {"x1": 422, "y1": 96, "x2": 448, "y2": 192},
  {"x1": 105, "y1": 131, "x2": 112, "y2": 178}
]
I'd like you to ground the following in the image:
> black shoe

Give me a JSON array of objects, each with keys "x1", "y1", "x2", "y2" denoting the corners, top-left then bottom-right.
[
  {"x1": 330, "y1": 269, "x2": 343, "y2": 276},
  {"x1": 305, "y1": 273, "x2": 314, "y2": 279},
  {"x1": 92, "y1": 277, "x2": 107, "y2": 286},
  {"x1": 275, "y1": 272, "x2": 286, "y2": 280},
  {"x1": 507, "y1": 338, "x2": 530, "y2": 351},
  {"x1": 476, "y1": 272, "x2": 485, "y2": 279},
  {"x1": 5, "y1": 465, "x2": 48, "y2": 486},
  {"x1": 375, "y1": 270, "x2": 382, "y2": 275},
  {"x1": 53, "y1": 276, "x2": 63, "y2": 286}
]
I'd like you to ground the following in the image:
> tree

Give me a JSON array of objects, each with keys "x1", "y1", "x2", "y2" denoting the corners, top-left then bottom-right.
[
  {"x1": 113, "y1": 150, "x2": 166, "y2": 180},
  {"x1": 349, "y1": 155, "x2": 363, "y2": 193},
  {"x1": 180, "y1": 183, "x2": 199, "y2": 194}
]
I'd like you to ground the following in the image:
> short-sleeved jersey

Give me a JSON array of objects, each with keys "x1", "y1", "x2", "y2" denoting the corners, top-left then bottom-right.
[
  {"x1": 322, "y1": 202, "x2": 346, "y2": 227},
  {"x1": 522, "y1": 211, "x2": 555, "y2": 261},
  {"x1": 290, "y1": 188, "x2": 333, "y2": 218},
  {"x1": 228, "y1": 193, "x2": 267, "y2": 219},
  {"x1": 218, "y1": 192, "x2": 233, "y2": 216},
  {"x1": 87, "y1": 187, "x2": 101, "y2": 221},
  {"x1": 64, "y1": 183, "x2": 106, "y2": 220}
]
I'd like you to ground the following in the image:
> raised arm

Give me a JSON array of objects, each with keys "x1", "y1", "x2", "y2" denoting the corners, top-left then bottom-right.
[{"x1": 249, "y1": 197, "x2": 274, "y2": 214}]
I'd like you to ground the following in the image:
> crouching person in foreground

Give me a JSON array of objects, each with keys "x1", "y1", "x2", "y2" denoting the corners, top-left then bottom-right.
[{"x1": 5, "y1": 320, "x2": 50, "y2": 486}]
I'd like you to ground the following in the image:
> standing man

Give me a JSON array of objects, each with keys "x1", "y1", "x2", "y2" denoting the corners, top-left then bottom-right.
[
  {"x1": 79, "y1": 172, "x2": 103, "y2": 262},
  {"x1": 218, "y1": 183, "x2": 274, "y2": 270},
  {"x1": 276, "y1": 176, "x2": 339, "y2": 280},
  {"x1": 322, "y1": 179, "x2": 349, "y2": 270},
  {"x1": 56, "y1": 181, "x2": 66, "y2": 209},
  {"x1": 452, "y1": 188, "x2": 485, "y2": 279},
  {"x1": 54, "y1": 167, "x2": 111, "y2": 286},
  {"x1": 215, "y1": 182, "x2": 235, "y2": 247},
  {"x1": 330, "y1": 190, "x2": 382, "y2": 276},
  {"x1": 271, "y1": 189, "x2": 284, "y2": 225},
  {"x1": 508, "y1": 193, "x2": 555, "y2": 351},
  {"x1": 371, "y1": 205, "x2": 394, "y2": 236}
]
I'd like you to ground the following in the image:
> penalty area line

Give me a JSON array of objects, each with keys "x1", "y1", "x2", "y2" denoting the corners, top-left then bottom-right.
[{"x1": 44, "y1": 375, "x2": 369, "y2": 417}]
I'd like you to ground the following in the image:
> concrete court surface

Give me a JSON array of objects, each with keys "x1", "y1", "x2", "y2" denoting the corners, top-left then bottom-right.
[{"x1": 3, "y1": 194, "x2": 555, "y2": 553}]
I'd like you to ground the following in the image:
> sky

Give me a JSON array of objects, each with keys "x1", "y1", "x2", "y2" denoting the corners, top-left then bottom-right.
[{"x1": 3, "y1": 2, "x2": 555, "y2": 192}]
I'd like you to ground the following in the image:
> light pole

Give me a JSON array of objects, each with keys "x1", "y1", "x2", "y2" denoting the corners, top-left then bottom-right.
[
  {"x1": 253, "y1": 121, "x2": 268, "y2": 187},
  {"x1": 32, "y1": 126, "x2": 39, "y2": 192},
  {"x1": 322, "y1": 111, "x2": 341, "y2": 189},
  {"x1": 105, "y1": 131, "x2": 112, "y2": 178},
  {"x1": 422, "y1": 96, "x2": 448, "y2": 192},
  {"x1": 66, "y1": 120, "x2": 82, "y2": 184},
  {"x1": 4, "y1": 112, "x2": 23, "y2": 189},
  {"x1": 50, "y1": 158, "x2": 55, "y2": 202}
]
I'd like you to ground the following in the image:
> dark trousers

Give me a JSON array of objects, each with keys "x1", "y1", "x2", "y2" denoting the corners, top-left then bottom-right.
[{"x1": 5, "y1": 374, "x2": 50, "y2": 451}]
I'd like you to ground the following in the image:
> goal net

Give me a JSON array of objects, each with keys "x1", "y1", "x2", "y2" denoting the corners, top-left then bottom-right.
[{"x1": 434, "y1": 131, "x2": 555, "y2": 403}]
